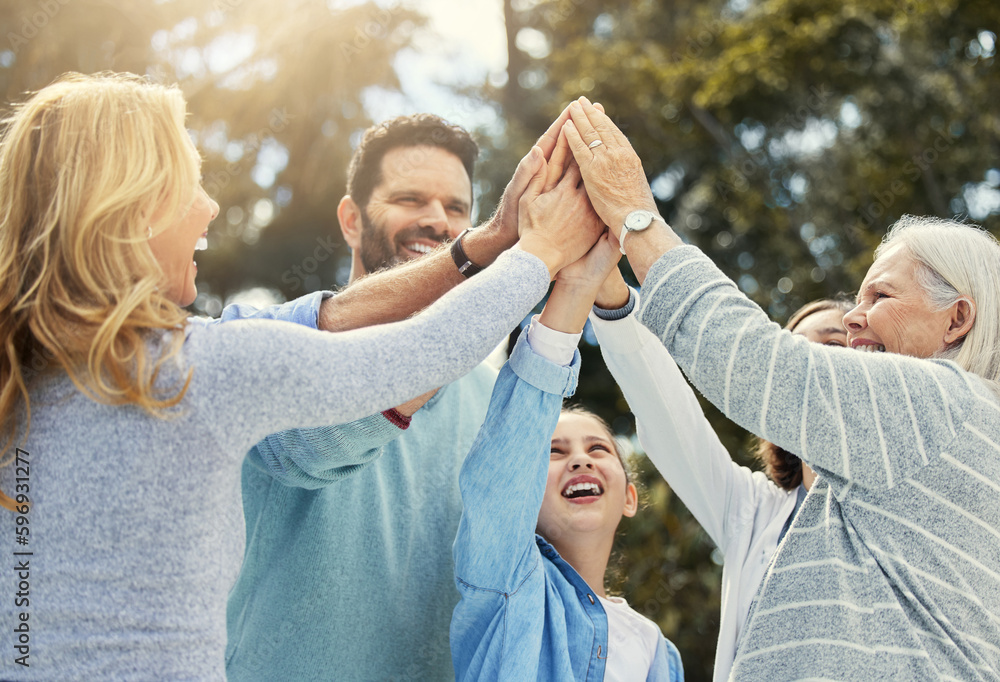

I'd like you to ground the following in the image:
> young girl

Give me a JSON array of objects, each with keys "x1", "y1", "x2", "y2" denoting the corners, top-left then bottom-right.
[
  {"x1": 0, "y1": 72, "x2": 597, "y2": 679},
  {"x1": 451, "y1": 232, "x2": 684, "y2": 681}
]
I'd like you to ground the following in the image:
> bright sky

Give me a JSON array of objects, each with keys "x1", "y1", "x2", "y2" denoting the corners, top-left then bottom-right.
[{"x1": 360, "y1": 0, "x2": 509, "y2": 131}]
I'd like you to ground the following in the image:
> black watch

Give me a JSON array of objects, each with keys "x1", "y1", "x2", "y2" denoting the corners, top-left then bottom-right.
[{"x1": 450, "y1": 228, "x2": 484, "y2": 277}]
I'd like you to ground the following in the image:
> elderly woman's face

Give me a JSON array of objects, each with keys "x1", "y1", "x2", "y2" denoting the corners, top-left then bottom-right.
[{"x1": 845, "y1": 244, "x2": 959, "y2": 359}]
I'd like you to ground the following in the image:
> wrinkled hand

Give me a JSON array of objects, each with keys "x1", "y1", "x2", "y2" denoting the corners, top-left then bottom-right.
[
  {"x1": 543, "y1": 102, "x2": 605, "y2": 193},
  {"x1": 563, "y1": 97, "x2": 658, "y2": 239},
  {"x1": 516, "y1": 157, "x2": 606, "y2": 278}
]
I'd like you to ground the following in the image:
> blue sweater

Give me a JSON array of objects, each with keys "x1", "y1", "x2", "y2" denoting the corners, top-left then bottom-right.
[
  {"x1": 451, "y1": 334, "x2": 684, "y2": 681},
  {"x1": 225, "y1": 364, "x2": 496, "y2": 680}
]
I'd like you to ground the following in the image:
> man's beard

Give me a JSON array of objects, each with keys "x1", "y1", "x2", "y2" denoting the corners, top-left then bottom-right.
[{"x1": 357, "y1": 209, "x2": 450, "y2": 274}]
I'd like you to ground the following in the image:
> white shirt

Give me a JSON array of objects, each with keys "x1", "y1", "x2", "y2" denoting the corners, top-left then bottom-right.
[
  {"x1": 591, "y1": 303, "x2": 798, "y2": 682},
  {"x1": 599, "y1": 595, "x2": 662, "y2": 681}
]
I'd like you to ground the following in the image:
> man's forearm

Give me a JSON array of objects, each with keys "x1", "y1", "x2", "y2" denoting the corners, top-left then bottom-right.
[{"x1": 316, "y1": 226, "x2": 512, "y2": 333}]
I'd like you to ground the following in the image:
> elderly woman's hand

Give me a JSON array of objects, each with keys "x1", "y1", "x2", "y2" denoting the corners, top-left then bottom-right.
[{"x1": 563, "y1": 98, "x2": 659, "y2": 240}]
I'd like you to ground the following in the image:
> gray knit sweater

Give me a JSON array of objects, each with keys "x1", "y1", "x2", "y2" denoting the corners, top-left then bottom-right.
[
  {"x1": 640, "y1": 246, "x2": 1000, "y2": 681},
  {"x1": 0, "y1": 249, "x2": 548, "y2": 681}
]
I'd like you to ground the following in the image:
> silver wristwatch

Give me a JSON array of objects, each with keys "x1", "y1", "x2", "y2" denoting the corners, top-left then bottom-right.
[{"x1": 620, "y1": 210, "x2": 664, "y2": 255}]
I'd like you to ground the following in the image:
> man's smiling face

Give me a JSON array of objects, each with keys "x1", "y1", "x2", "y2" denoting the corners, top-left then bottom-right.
[{"x1": 356, "y1": 145, "x2": 472, "y2": 274}]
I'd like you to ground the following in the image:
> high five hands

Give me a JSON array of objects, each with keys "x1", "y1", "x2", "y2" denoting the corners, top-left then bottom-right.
[{"x1": 511, "y1": 96, "x2": 682, "y2": 320}]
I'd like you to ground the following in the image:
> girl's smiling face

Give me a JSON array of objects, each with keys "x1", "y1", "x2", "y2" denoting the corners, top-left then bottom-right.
[{"x1": 536, "y1": 412, "x2": 638, "y2": 545}]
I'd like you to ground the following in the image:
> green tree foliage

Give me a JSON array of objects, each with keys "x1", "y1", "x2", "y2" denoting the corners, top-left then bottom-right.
[
  {"x1": 1, "y1": 0, "x2": 422, "y2": 311},
  {"x1": 495, "y1": 0, "x2": 999, "y2": 678},
  {"x1": 3, "y1": 2, "x2": 998, "y2": 678}
]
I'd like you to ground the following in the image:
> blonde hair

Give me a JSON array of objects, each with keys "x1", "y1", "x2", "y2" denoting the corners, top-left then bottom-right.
[
  {"x1": 877, "y1": 216, "x2": 1000, "y2": 387},
  {"x1": 0, "y1": 72, "x2": 200, "y2": 508}
]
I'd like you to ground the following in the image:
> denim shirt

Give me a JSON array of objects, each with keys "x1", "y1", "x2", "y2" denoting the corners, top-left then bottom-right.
[{"x1": 451, "y1": 334, "x2": 684, "y2": 682}]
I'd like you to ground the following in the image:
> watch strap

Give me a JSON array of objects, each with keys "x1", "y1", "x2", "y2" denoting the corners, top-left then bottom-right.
[{"x1": 450, "y1": 228, "x2": 483, "y2": 277}]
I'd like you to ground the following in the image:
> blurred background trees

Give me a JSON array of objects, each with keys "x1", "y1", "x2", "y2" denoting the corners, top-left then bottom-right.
[{"x1": 2, "y1": 0, "x2": 997, "y2": 678}]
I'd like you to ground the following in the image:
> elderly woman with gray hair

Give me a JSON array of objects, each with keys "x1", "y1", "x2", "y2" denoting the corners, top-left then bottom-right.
[{"x1": 561, "y1": 97, "x2": 1000, "y2": 680}]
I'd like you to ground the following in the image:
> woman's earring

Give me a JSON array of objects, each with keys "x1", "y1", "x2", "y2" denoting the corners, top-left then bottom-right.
[{"x1": 147, "y1": 225, "x2": 153, "y2": 239}]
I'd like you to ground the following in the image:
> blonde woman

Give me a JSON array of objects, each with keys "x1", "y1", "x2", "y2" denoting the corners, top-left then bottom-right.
[{"x1": 0, "y1": 73, "x2": 601, "y2": 679}]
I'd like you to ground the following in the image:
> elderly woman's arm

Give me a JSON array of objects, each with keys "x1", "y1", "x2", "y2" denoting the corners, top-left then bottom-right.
[
  {"x1": 590, "y1": 285, "x2": 793, "y2": 551},
  {"x1": 564, "y1": 97, "x2": 986, "y2": 491}
]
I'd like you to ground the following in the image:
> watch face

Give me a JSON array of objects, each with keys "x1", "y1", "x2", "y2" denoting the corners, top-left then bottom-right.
[{"x1": 625, "y1": 211, "x2": 653, "y2": 231}]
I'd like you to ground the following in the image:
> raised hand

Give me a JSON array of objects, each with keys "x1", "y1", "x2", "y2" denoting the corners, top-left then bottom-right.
[
  {"x1": 543, "y1": 102, "x2": 605, "y2": 193},
  {"x1": 514, "y1": 157, "x2": 606, "y2": 279},
  {"x1": 562, "y1": 98, "x2": 658, "y2": 240},
  {"x1": 555, "y1": 228, "x2": 620, "y2": 291},
  {"x1": 539, "y1": 231, "x2": 621, "y2": 334},
  {"x1": 479, "y1": 102, "x2": 592, "y2": 251}
]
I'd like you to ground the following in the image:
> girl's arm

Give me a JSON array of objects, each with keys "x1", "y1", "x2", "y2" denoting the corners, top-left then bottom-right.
[
  {"x1": 450, "y1": 230, "x2": 619, "y2": 681},
  {"x1": 453, "y1": 229, "x2": 621, "y2": 590}
]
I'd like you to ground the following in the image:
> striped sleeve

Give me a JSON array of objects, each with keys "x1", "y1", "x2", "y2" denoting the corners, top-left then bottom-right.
[{"x1": 637, "y1": 246, "x2": 986, "y2": 492}]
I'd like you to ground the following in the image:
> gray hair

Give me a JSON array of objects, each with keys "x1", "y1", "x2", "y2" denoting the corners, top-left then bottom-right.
[{"x1": 876, "y1": 215, "x2": 1000, "y2": 385}]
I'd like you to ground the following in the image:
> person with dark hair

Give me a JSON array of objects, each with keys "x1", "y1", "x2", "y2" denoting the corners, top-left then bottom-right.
[
  {"x1": 451, "y1": 223, "x2": 683, "y2": 682},
  {"x1": 341, "y1": 113, "x2": 480, "y2": 277},
  {"x1": 590, "y1": 283, "x2": 850, "y2": 681},
  {"x1": 224, "y1": 111, "x2": 590, "y2": 680},
  {"x1": 754, "y1": 298, "x2": 853, "y2": 491}
]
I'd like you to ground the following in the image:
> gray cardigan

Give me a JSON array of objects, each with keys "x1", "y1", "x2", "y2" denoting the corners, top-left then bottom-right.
[
  {"x1": 0, "y1": 249, "x2": 548, "y2": 680},
  {"x1": 639, "y1": 246, "x2": 1000, "y2": 681}
]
